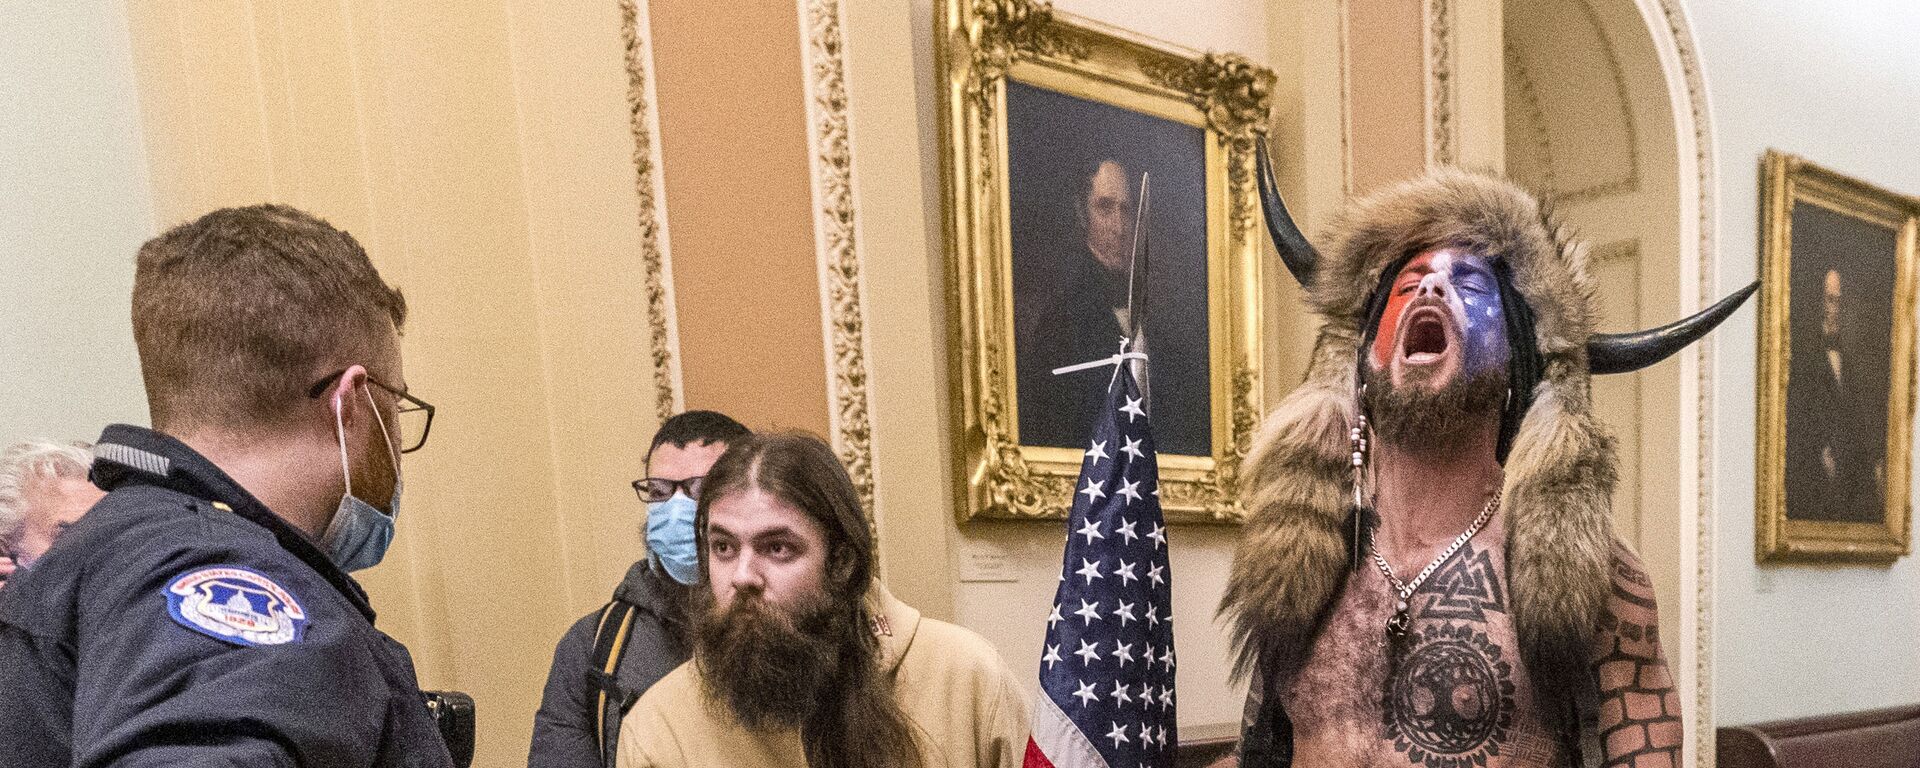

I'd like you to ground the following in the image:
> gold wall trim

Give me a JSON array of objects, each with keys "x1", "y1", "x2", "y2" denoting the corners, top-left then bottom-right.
[
  {"x1": 798, "y1": 0, "x2": 880, "y2": 523},
  {"x1": 1337, "y1": 0, "x2": 1354, "y2": 198},
  {"x1": 618, "y1": 0, "x2": 682, "y2": 422},
  {"x1": 936, "y1": 0, "x2": 1272, "y2": 524},
  {"x1": 1424, "y1": 0, "x2": 1455, "y2": 166}
]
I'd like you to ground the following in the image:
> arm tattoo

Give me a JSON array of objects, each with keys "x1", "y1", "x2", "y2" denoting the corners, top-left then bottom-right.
[{"x1": 1592, "y1": 554, "x2": 1682, "y2": 768}]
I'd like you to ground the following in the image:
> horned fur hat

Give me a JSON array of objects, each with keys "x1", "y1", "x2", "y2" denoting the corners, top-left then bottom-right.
[{"x1": 1220, "y1": 146, "x2": 1755, "y2": 699}]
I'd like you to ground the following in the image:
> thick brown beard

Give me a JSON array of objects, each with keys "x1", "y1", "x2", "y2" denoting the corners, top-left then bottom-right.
[
  {"x1": 1367, "y1": 366, "x2": 1508, "y2": 451},
  {"x1": 693, "y1": 589, "x2": 847, "y2": 729}
]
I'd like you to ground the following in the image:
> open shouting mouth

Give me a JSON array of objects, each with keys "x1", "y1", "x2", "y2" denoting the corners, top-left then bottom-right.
[{"x1": 1393, "y1": 299, "x2": 1462, "y2": 380}]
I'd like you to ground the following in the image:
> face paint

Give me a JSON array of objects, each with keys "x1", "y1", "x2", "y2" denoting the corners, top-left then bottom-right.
[{"x1": 1369, "y1": 249, "x2": 1509, "y2": 380}]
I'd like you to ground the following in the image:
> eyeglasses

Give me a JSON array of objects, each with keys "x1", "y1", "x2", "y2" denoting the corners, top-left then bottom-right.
[
  {"x1": 632, "y1": 476, "x2": 705, "y2": 503},
  {"x1": 307, "y1": 369, "x2": 436, "y2": 453}
]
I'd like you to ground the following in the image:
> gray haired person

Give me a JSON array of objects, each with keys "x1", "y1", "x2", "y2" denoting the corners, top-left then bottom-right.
[{"x1": 0, "y1": 440, "x2": 103, "y2": 588}]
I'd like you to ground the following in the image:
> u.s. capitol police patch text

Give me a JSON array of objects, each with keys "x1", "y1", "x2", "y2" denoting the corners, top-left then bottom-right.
[{"x1": 164, "y1": 566, "x2": 309, "y2": 647}]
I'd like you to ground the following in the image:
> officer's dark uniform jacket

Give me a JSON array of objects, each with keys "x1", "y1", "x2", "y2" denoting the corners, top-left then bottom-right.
[
  {"x1": 528, "y1": 560, "x2": 689, "y2": 768},
  {"x1": 0, "y1": 425, "x2": 454, "y2": 768}
]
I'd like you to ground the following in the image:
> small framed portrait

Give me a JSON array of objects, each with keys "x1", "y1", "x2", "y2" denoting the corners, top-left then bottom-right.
[
  {"x1": 1757, "y1": 150, "x2": 1920, "y2": 563},
  {"x1": 936, "y1": 0, "x2": 1273, "y2": 523}
]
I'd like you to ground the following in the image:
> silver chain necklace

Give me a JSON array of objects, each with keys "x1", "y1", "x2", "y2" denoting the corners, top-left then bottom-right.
[{"x1": 1371, "y1": 489, "x2": 1502, "y2": 641}]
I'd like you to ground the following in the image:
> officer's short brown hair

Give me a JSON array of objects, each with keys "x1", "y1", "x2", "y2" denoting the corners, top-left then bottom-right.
[{"x1": 132, "y1": 204, "x2": 407, "y2": 430}]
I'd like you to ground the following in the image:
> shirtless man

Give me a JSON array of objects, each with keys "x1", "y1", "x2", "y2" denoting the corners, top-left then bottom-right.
[{"x1": 1221, "y1": 150, "x2": 1754, "y2": 767}]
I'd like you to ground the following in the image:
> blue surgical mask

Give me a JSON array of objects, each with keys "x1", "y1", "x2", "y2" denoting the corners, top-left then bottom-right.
[
  {"x1": 645, "y1": 492, "x2": 701, "y2": 585},
  {"x1": 323, "y1": 386, "x2": 402, "y2": 572}
]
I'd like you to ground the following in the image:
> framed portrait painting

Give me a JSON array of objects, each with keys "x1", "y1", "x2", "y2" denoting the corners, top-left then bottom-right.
[
  {"x1": 936, "y1": 0, "x2": 1274, "y2": 523},
  {"x1": 1756, "y1": 150, "x2": 1920, "y2": 563}
]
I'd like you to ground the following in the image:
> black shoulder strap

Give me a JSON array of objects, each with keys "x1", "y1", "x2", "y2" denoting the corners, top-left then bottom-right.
[{"x1": 588, "y1": 597, "x2": 641, "y2": 765}]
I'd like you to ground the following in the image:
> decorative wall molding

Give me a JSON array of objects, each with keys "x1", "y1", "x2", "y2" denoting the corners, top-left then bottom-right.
[
  {"x1": 1337, "y1": 0, "x2": 1354, "y2": 198},
  {"x1": 797, "y1": 0, "x2": 880, "y2": 527},
  {"x1": 1424, "y1": 0, "x2": 1456, "y2": 166},
  {"x1": 1505, "y1": 0, "x2": 1644, "y2": 203},
  {"x1": 1502, "y1": 39, "x2": 1557, "y2": 188},
  {"x1": 1640, "y1": 0, "x2": 1719, "y2": 761},
  {"x1": 617, "y1": 0, "x2": 683, "y2": 422}
]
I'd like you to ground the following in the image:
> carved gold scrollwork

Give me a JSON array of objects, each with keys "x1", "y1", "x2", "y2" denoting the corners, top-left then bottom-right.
[{"x1": 939, "y1": 0, "x2": 1275, "y2": 523}]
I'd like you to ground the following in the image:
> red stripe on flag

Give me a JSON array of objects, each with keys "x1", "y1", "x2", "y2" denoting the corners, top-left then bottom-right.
[{"x1": 1023, "y1": 737, "x2": 1058, "y2": 768}]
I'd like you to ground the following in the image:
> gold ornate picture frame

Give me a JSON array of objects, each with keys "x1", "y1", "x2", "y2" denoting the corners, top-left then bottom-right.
[
  {"x1": 1757, "y1": 150, "x2": 1919, "y2": 563},
  {"x1": 937, "y1": 0, "x2": 1273, "y2": 524}
]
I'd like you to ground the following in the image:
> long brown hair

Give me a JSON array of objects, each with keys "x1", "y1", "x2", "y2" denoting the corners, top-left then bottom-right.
[{"x1": 696, "y1": 432, "x2": 922, "y2": 768}]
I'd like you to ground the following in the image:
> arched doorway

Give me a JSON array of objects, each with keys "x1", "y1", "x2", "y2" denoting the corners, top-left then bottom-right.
[{"x1": 1503, "y1": 0, "x2": 1716, "y2": 761}]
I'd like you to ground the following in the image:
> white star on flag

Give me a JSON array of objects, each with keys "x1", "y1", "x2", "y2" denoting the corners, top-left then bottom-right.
[
  {"x1": 1024, "y1": 344, "x2": 1176, "y2": 767},
  {"x1": 1075, "y1": 558, "x2": 1105, "y2": 585},
  {"x1": 1076, "y1": 517, "x2": 1104, "y2": 545},
  {"x1": 1075, "y1": 639, "x2": 1102, "y2": 667}
]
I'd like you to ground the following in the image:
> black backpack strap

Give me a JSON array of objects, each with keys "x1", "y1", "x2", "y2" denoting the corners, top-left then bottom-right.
[{"x1": 588, "y1": 598, "x2": 641, "y2": 766}]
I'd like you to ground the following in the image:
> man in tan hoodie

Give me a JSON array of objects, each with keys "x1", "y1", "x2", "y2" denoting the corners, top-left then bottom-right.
[{"x1": 617, "y1": 433, "x2": 1029, "y2": 768}]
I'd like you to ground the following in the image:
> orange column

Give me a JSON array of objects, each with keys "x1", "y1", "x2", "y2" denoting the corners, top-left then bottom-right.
[
  {"x1": 650, "y1": 0, "x2": 831, "y2": 435},
  {"x1": 1346, "y1": 0, "x2": 1430, "y2": 193}
]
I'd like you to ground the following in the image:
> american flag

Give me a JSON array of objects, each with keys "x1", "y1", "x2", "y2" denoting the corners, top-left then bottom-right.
[{"x1": 1024, "y1": 363, "x2": 1176, "y2": 768}]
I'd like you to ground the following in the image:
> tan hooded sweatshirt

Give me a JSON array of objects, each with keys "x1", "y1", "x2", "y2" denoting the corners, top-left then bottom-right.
[{"x1": 616, "y1": 584, "x2": 1030, "y2": 768}]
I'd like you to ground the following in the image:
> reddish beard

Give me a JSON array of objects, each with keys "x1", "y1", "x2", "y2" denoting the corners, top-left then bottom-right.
[{"x1": 1366, "y1": 365, "x2": 1508, "y2": 451}]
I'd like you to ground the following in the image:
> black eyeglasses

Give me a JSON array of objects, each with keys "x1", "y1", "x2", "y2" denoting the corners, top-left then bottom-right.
[
  {"x1": 307, "y1": 369, "x2": 436, "y2": 453},
  {"x1": 632, "y1": 476, "x2": 705, "y2": 503}
]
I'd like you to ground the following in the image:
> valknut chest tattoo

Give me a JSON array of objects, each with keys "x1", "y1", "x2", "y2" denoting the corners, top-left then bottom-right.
[{"x1": 1383, "y1": 549, "x2": 1517, "y2": 768}]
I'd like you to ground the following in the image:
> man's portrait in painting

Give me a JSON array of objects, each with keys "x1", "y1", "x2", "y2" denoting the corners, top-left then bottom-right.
[
  {"x1": 1005, "y1": 80, "x2": 1212, "y2": 457},
  {"x1": 1783, "y1": 202, "x2": 1897, "y2": 524}
]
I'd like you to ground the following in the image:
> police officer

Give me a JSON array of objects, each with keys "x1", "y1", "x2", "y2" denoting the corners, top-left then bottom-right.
[{"x1": 0, "y1": 205, "x2": 453, "y2": 767}]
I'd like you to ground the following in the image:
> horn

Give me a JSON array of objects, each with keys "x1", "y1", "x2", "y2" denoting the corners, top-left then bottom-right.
[
  {"x1": 1587, "y1": 281, "x2": 1759, "y2": 374},
  {"x1": 1256, "y1": 140, "x2": 1320, "y2": 286}
]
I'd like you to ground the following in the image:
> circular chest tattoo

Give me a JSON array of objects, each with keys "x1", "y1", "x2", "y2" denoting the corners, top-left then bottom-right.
[{"x1": 1384, "y1": 623, "x2": 1517, "y2": 767}]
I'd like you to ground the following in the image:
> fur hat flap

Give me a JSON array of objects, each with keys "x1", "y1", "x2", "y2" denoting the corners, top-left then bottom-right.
[
  {"x1": 1502, "y1": 368, "x2": 1618, "y2": 700},
  {"x1": 1219, "y1": 330, "x2": 1357, "y2": 679}
]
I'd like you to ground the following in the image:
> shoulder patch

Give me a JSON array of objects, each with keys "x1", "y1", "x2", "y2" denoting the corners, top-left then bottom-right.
[{"x1": 165, "y1": 566, "x2": 309, "y2": 647}]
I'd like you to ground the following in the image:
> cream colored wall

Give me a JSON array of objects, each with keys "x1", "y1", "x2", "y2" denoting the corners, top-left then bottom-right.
[
  {"x1": 1690, "y1": 0, "x2": 1920, "y2": 724},
  {"x1": 0, "y1": 2, "x2": 153, "y2": 442},
  {"x1": 125, "y1": 3, "x2": 660, "y2": 767}
]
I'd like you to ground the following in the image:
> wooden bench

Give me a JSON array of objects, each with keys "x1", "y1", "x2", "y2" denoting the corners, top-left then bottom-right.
[{"x1": 1717, "y1": 703, "x2": 1920, "y2": 768}]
